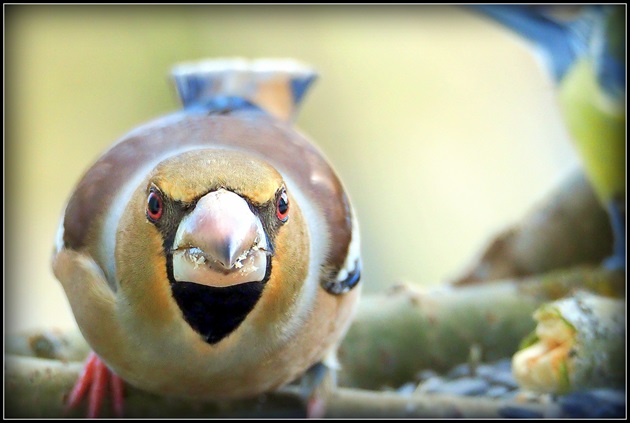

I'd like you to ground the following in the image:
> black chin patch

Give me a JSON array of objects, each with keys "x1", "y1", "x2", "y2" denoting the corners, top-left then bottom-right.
[{"x1": 170, "y1": 281, "x2": 265, "y2": 344}]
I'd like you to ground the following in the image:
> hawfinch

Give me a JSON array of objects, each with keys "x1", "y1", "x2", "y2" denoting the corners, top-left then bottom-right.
[{"x1": 52, "y1": 58, "x2": 362, "y2": 417}]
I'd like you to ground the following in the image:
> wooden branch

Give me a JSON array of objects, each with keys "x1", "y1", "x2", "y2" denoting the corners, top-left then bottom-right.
[
  {"x1": 5, "y1": 266, "x2": 623, "y2": 418},
  {"x1": 512, "y1": 292, "x2": 625, "y2": 394},
  {"x1": 452, "y1": 170, "x2": 613, "y2": 285},
  {"x1": 5, "y1": 355, "x2": 563, "y2": 418},
  {"x1": 337, "y1": 265, "x2": 624, "y2": 390},
  {"x1": 4, "y1": 355, "x2": 305, "y2": 418},
  {"x1": 317, "y1": 387, "x2": 562, "y2": 418}
]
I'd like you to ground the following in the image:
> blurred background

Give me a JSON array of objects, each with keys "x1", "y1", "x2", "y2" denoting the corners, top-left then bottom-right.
[{"x1": 5, "y1": 5, "x2": 581, "y2": 335}]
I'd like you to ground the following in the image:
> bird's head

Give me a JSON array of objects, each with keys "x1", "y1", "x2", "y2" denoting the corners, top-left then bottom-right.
[{"x1": 115, "y1": 148, "x2": 309, "y2": 345}]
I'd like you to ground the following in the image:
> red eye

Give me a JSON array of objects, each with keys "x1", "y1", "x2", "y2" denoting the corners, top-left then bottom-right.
[
  {"x1": 276, "y1": 190, "x2": 289, "y2": 222},
  {"x1": 147, "y1": 191, "x2": 163, "y2": 222}
]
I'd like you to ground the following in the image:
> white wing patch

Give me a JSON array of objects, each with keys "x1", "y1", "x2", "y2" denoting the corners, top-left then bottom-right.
[
  {"x1": 54, "y1": 205, "x2": 67, "y2": 255},
  {"x1": 337, "y1": 204, "x2": 361, "y2": 282}
]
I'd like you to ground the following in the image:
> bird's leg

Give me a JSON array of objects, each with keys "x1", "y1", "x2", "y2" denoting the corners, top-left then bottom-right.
[
  {"x1": 65, "y1": 351, "x2": 98, "y2": 413},
  {"x1": 603, "y1": 198, "x2": 625, "y2": 271},
  {"x1": 87, "y1": 357, "x2": 108, "y2": 418},
  {"x1": 65, "y1": 351, "x2": 125, "y2": 418},
  {"x1": 110, "y1": 372, "x2": 125, "y2": 417},
  {"x1": 299, "y1": 361, "x2": 338, "y2": 418}
]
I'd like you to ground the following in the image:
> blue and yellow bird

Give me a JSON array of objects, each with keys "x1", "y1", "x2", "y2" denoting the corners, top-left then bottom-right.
[{"x1": 471, "y1": 5, "x2": 626, "y2": 269}]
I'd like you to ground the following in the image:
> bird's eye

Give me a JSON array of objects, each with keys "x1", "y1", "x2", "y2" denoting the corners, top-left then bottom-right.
[
  {"x1": 276, "y1": 190, "x2": 289, "y2": 222},
  {"x1": 147, "y1": 191, "x2": 164, "y2": 222}
]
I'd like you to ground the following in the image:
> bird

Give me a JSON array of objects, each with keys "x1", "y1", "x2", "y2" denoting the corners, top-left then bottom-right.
[
  {"x1": 52, "y1": 58, "x2": 362, "y2": 417},
  {"x1": 469, "y1": 5, "x2": 626, "y2": 270}
]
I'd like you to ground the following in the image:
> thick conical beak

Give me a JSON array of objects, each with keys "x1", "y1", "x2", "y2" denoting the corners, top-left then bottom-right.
[{"x1": 172, "y1": 189, "x2": 268, "y2": 287}]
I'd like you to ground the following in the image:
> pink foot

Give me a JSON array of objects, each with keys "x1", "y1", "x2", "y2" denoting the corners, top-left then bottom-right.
[
  {"x1": 306, "y1": 396, "x2": 327, "y2": 419},
  {"x1": 65, "y1": 351, "x2": 125, "y2": 418}
]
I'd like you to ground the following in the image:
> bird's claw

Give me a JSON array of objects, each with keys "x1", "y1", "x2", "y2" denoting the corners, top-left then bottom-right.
[
  {"x1": 65, "y1": 351, "x2": 125, "y2": 418},
  {"x1": 299, "y1": 361, "x2": 336, "y2": 418}
]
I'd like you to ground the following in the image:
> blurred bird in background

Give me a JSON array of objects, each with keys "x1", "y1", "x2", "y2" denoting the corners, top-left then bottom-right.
[{"x1": 470, "y1": 5, "x2": 626, "y2": 270}]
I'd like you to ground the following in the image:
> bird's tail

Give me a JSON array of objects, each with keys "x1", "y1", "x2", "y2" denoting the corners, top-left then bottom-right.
[
  {"x1": 171, "y1": 58, "x2": 317, "y2": 122},
  {"x1": 469, "y1": 5, "x2": 602, "y2": 81}
]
